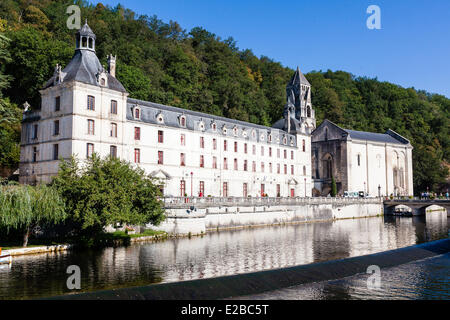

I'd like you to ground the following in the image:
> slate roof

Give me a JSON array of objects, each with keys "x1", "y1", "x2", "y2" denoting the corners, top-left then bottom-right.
[
  {"x1": 316, "y1": 119, "x2": 411, "y2": 146},
  {"x1": 127, "y1": 98, "x2": 297, "y2": 147},
  {"x1": 344, "y1": 129, "x2": 406, "y2": 144},
  {"x1": 288, "y1": 66, "x2": 310, "y2": 87},
  {"x1": 43, "y1": 50, "x2": 126, "y2": 92}
]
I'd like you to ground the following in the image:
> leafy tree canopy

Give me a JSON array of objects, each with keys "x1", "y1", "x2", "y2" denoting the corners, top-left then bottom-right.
[{"x1": 51, "y1": 154, "x2": 165, "y2": 235}]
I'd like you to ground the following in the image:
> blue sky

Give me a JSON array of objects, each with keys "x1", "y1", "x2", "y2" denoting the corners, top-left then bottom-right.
[{"x1": 92, "y1": 0, "x2": 450, "y2": 98}]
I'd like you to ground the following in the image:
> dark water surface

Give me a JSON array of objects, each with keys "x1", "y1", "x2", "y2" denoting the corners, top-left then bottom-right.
[
  {"x1": 0, "y1": 213, "x2": 448, "y2": 300},
  {"x1": 237, "y1": 253, "x2": 450, "y2": 300}
]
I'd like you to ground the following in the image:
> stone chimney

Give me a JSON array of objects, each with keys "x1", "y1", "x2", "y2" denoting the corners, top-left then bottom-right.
[{"x1": 107, "y1": 54, "x2": 116, "y2": 78}]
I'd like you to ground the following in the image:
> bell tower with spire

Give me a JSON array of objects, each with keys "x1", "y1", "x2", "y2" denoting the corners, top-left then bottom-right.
[{"x1": 285, "y1": 67, "x2": 316, "y2": 133}]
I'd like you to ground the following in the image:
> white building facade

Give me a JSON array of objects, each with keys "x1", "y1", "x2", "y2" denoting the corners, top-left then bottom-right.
[
  {"x1": 311, "y1": 120, "x2": 414, "y2": 197},
  {"x1": 19, "y1": 23, "x2": 315, "y2": 198}
]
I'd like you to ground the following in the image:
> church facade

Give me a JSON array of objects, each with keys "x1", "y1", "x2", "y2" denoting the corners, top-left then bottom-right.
[
  {"x1": 311, "y1": 120, "x2": 414, "y2": 197},
  {"x1": 19, "y1": 23, "x2": 315, "y2": 198}
]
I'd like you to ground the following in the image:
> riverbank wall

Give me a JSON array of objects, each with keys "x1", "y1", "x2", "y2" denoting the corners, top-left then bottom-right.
[{"x1": 150, "y1": 198, "x2": 383, "y2": 236}]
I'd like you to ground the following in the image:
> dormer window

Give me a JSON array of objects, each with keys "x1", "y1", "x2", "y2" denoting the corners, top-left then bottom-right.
[
  {"x1": 211, "y1": 122, "x2": 217, "y2": 131},
  {"x1": 251, "y1": 130, "x2": 256, "y2": 139},
  {"x1": 179, "y1": 115, "x2": 186, "y2": 127},
  {"x1": 290, "y1": 138, "x2": 294, "y2": 146},
  {"x1": 156, "y1": 113, "x2": 164, "y2": 124},
  {"x1": 283, "y1": 136, "x2": 287, "y2": 145},
  {"x1": 233, "y1": 126, "x2": 238, "y2": 136},
  {"x1": 134, "y1": 107, "x2": 141, "y2": 120},
  {"x1": 260, "y1": 133, "x2": 265, "y2": 141},
  {"x1": 268, "y1": 134, "x2": 272, "y2": 142},
  {"x1": 222, "y1": 126, "x2": 228, "y2": 135},
  {"x1": 242, "y1": 130, "x2": 248, "y2": 138},
  {"x1": 100, "y1": 78, "x2": 105, "y2": 86},
  {"x1": 198, "y1": 121, "x2": 205, "y2": 131}
]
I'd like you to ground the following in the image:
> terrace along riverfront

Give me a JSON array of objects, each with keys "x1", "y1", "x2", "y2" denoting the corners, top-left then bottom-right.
[{"x1": 0, "y1": 212, "x2": 448, "y2": 300}]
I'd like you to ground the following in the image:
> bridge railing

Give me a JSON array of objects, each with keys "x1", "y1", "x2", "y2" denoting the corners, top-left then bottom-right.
[{"x1": 161, "y1": 196, "x2": 383, "y2": 208}]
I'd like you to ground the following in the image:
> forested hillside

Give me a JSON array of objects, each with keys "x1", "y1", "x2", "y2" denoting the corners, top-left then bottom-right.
[{"x1": 0, "y1": 0, "x2": 448, "y2": 193}]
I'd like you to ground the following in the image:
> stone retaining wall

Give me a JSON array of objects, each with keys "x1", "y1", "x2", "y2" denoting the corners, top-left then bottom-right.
[{"x1": 151, "y1": 200, "x2": 383, "y2": 236}]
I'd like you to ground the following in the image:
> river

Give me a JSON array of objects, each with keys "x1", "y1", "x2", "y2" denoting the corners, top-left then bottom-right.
[{"x1": 0, "y1": 213, "x2": 448, "y2": 300}]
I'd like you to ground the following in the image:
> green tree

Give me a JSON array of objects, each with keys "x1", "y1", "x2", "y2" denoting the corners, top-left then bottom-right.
[
  {"x1": 51, "y1": 154, "x2": 165, "y2": 236},
  {"x1": 0, "y1": 184, "x2": 66, "y2": 247},
  {"x1": 0, "y1": 32, "x2": 21, "y2": 170}
]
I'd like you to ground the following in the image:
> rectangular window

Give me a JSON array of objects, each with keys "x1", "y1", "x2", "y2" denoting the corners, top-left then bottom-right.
[
  {"x1": 32, "y1": 147, "x2": 37, "y2": 163},
  {"x1": 284, "y1": 164, "x2": 287, "y2": 175},
  {"x1": 260, "y1": 184, "x2": 265, "y2": 196},
  {"x1": 244, "y1": 160, "x2": 248, "y2": 171},
  {"x1": 199, "y1": 181, "x2": 205, "y2": 196},
  {"x1": 54, "y1": 120, "x2": 60, "y2": 136},
  {"x1": 277, "y1": 163, "x2": 280, "y2": 174},
  {"x1": 224, "y1": 140, "x2": 227, "y2": 151},
  {"x1": 87, "y1": 95, "x2": 95, "y2": 110},
  {"x1": 269, "y1": 163, "x2": 272, "y2": 173},
  {"x1": 86, "y1": 143, "x2": 94, "y2": 158},
  {"x1": 55, "y1": 96, "x2": 60, "y2": 112},
  {"x1": 302, "y1": 139, "x2": 306, "y2": 152},
  {"x1": 291, "y1": 151, "x2": 294, "y2": 160},
  {"x1": 53, "y1": 144, "x2": 59, "y2": 160},
  {"x1": 180, "y1": 153, "x2": 185, "y2": 166},
  {"x1": 110, "y1": 123, "x2": 117, "y2": 137},
  {"x1": 252, "y1": 161, "x2": 256, "y2": 172},
  {"x1": 261, "y1": 162, "x2": 265, "y2": 173},
  {"x1": 261, "y1": 146, "x2": 264, "y2": 156},
  {"x1": 291, "y1": 165, "x2": 294, "y2": 175},
  {"x1": 87, "y1": 120, "x2": 94, "y2": 135},
  {"x1": 158, "y1": 130, "x2": 164, "y2": 143},
  {"x1": 200, "y1": 155, "x2": 204, "y2": 168},
  {"x1": 252, "y1": 145, "x2": 256, "y2": 155},
  {"x1": 234, "y1": 141, "x2": 238, "y2": 152},
  {"x1": 213, "y1": 156, "x2": 217, "y2": 169},
  {"x1": 158, "y1": 151, "x2": 164, "y2": 164},
  {"x1": 200, "y1": 137, "x2": 205, "y2": 148},
  {"x1": 223, "y1": 157, "x2": 228, "y2": 170},
  {"x1": 284, "y1": 149, "x2": 287, "y2": 159},
  {"x1": 110, "y1": 145, "x2": 117, "y2": 159},
  {"x1": 134, "y1": 148, "x2": 140, "y2": 163},
  {"x1": 213, "y1": 138, "x2": 217, "y2": 150},
  {"x1": 244, "y1": 143, "x2": 247, "y2": 154},
  {"x1": 32, "y1": 124, "x2": 38, "y2": 139},
  {"x1": 111, "y1": 100, "x2": 117, "y2": 114},
  {"x1": 243, "y1": 183, "x2": 248, "y2": 197},
  {"x1": 234, "y1": 158, "x2": 238, "y2": 170},
  {"x1": 181, "y1": 134, "x2": 185, "y2": 146},
  {"x1": 269, "y1": 147, "x2": 272, "y2": 157},
  {"x1": 277, "y1": 149, "x2": 280, "y2": 158},
  {"x1": 134, "y1": 127, "x2": 140, "y2": 140},
  {"x1": 180, "y1": 180, "x2": 186, "y2": 197},
  {"x1": 276, "y1": 184, "x2": 281, "y2": 197},
  {"x1": 223, "y1": 182, "x2": 228, "y2": 197}
]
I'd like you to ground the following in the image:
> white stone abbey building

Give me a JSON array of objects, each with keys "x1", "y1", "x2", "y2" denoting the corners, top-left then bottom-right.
[
  {"x1": 19, "y1": 23, "x2": 413, "y2": 198},
  {"x1": 19, "y1": 23, "x2": 315, "y2": 198}
]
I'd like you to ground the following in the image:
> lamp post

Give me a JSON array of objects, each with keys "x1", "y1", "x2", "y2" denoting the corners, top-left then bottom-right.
[{"x1": 190, "y1": 172, "x2": 193, "y2": 197}]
